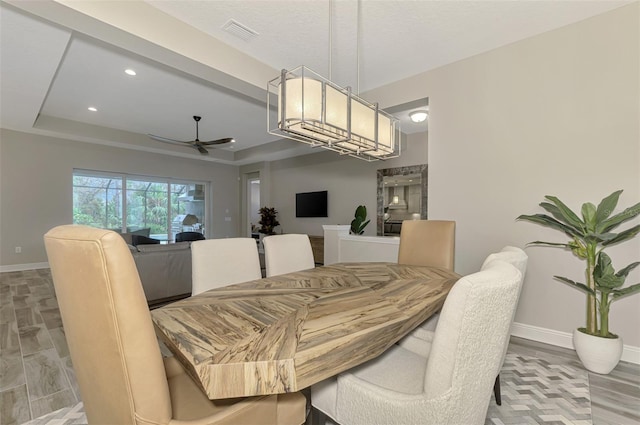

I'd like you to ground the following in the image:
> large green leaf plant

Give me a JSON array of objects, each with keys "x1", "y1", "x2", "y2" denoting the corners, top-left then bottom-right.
[
  {"x1": 350, "y1": 205, "x2": 370, "y2": 235},
  {"x1": 518, "y1": 190, "x2": 640, "y2": 338}
]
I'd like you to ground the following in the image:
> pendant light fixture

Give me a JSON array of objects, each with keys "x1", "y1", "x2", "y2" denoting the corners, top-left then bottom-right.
[{"x1": 267, "y1": 0, "x2": 400, "y2": 161}]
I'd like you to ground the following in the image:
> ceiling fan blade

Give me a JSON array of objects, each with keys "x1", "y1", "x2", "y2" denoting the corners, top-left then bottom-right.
[
  {"x1": 195, "y1": 144, "x2": 209, "y2": 155},
  {"x1": 199, "y1": 138, "x2": 235, "y2": 146},
  {"x1": 148, "y1": 134, "x2": 189, "y2": 145},
  {"x1": 149, "y1": 117, "x2": 225, "y2": 155}
]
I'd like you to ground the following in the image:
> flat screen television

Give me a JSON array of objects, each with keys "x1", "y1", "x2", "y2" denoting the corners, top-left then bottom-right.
[{"x1": 296, "y1": 190, "x2": 328, "y2": 218}]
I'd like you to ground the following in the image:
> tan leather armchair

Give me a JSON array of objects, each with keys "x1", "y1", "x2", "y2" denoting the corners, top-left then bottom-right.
[
  {"x1": 44, "y1": 225, "x2": 306, "y2": 425},
  {"x1": 397, "y1": 220, "x2": 455, "y2": 270}
]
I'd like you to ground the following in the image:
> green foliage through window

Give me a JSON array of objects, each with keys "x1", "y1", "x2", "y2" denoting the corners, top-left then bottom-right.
[{"x1": 73, "y1": 171, "x2": 204, "y2": 240}]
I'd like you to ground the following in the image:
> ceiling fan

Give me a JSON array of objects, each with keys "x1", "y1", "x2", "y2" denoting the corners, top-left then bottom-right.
[{"x1": 148, "y1": 116, "x2": 234, "y2": 155}]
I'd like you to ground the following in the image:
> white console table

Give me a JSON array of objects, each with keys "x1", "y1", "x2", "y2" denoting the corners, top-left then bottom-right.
[{"x1": 323, "y1": 225, "x2": 400, "y2": 265}]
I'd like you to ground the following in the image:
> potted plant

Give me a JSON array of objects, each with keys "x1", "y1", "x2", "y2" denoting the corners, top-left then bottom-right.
[
  {"x1": 350, "y1": 205, "x2": 370, "y2": 235},
  {"x1": 258, "y1": 207, "x2": 280, "y2": 235},
  {"x1": 518, "y1": 190, "x2": 640, "y2": 373}
]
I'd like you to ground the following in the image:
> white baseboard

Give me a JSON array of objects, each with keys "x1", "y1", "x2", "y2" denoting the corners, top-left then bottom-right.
[
  {"x1": 512, "y1": 322, "x2": 640, "y2": 365},
  {"x1": 0, "y1": 262, "x2": 49, "y2": 273}
]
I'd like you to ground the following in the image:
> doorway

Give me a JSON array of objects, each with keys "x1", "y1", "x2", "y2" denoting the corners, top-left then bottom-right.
[{"x1": 247, "y1": 173, "x2": 260, "y2": 238}]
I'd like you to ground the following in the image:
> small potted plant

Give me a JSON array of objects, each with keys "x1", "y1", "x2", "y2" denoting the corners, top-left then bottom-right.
[
  {"x1": 258, "y1": 207, "x2": 280, "y2": 235},
  {"x1": 350, "y1": 205, "x2": 370, "y2": 235},
  {"x1": 518, "y1": 190, "x2": 639, "y2": 373}
]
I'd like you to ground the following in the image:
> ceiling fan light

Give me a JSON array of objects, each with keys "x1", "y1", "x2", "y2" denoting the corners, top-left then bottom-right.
[{"x1": 409, "y1": 110, "x2": 428, "y2": 123}]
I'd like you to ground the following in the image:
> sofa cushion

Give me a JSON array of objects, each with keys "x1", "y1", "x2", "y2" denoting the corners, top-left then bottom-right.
[
  {"x1": 131, "y1": 235, "x2": 160, "y2": 246},
  {"x1": 120, "y1": 233, "x2": 134, "y2": 245}
]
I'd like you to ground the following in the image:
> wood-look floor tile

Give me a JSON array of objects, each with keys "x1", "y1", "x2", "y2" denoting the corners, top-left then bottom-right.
[
  {"x1": 30, "y1": 389, "x2": 77, "y2": 420},
  {"x1": 0, "y1": 286, "x2": 11, "y2": 304},
  {"x1": 28, "y1": 285, "x2": 53, "y2": 299},
  {"x1": 60, "y1": 356, "x2": 80, "y2": 402},
  {"x1": 35, "y1": 298, "x2": 58, "y2": 312},
  {"x1": 38, "y1": 309, "x2": 62, "y2": 330},
  {"x1": 12, "y1": 285, "x2": 31, "y2": 297},
  {"x1": 589, "y1": 374, "x2": 640, "y2": 424},
  {"x1": 23, "y1": 349, "x2": 68, "y2": 400},
  {"x1": 15, "y1": 307, "x2": 43, "y2": 329},
  {"x1": 0, "y1": 321, "x2": 20, "y2": 351},
  {"x1": 11, "y1": 296, "x2": 31, "y2": 310},
  {"x1": 0, "y1": 304, "x2": 15, "y2": 324},
  {"x1": 12, "y1": 295, "x2": 52, "y2": 311},
  {"x1": 0, "y1": 347, "x2": 26, "y2": 392},
  {"x1": 18, "y1": 325, "x2": 54, "y2": 356},
  {"x1": 48, "y1": 328, "x2": 69, "y2": 359},
  {"x1": 591, "y1": 400, "x2": 640, "y2": 425},
  {"x1": 0, "y1": 384, "x2": 30, "y2": 425}
]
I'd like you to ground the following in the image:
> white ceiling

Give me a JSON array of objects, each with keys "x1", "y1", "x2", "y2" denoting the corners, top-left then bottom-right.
[{"x1": 0, "y1": 0, "x2": 632, "y2": 165}]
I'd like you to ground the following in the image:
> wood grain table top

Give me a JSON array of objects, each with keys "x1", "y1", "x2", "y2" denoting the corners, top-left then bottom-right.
[{"x1": 151, "y1": 262, "x2": 460, "y2": 399}]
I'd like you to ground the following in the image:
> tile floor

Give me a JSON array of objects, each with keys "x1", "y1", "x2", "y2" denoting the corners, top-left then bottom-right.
[
  {"x1": 1, "y1": 269, "x2": 79, "y2": 425},
  {"x1": 1, "y1": 268, "x2": 639, "y2": 425}
]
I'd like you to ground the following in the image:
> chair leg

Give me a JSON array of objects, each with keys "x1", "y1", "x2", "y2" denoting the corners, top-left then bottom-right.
[
  {"x1": 493, "y1": 374, "x2": 502, "y2": 406},
  {"x1": 309, "y1": 407, "x2": 329, "y2": 425}
]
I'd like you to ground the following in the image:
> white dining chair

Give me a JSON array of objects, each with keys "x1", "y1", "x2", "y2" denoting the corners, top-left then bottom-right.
[
  {"x1": 311, "y1": 256, "x2": 524, "y2": 425},
  {"x1": 263, "y1": 234, "x2": 315, "y2": 277},
  {"x1": 191, "y1": 238, "x2": 262, "y2": 295},
  {"x1": 398, "y1": 245, "x2": 528, "y2": 405}
]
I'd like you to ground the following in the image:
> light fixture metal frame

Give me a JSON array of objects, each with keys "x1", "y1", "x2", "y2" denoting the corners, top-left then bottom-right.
[{"x1": 267, "y1": 65, "x2": 401, "y2": 161}]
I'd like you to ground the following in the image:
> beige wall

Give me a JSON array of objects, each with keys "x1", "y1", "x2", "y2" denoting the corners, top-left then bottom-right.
[
  {"x1": 364, "y1": 4, "x2": 640, "y2": 347},
  {"x1": 259, "y1": 131, "x2": 428, "y2": 237},
  {"x1": 0, "y1": 129, "x2": 240, "y2": 267}
]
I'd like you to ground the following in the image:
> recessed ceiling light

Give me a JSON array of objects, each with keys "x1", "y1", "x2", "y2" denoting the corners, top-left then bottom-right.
[
  {"x1": 125, "y1": 69, "x2": 136, "y2": 76},
  {"x1": 409, "y1": 110, "x2": 428, "y2": 123},
  {"x1": 88, "y1": 107, "x2": 97, "y2": 112}
]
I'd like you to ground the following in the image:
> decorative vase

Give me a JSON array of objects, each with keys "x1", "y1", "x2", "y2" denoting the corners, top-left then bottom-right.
[{"x1": 573, "y1": 328, "x2": 623, "y2": 374}]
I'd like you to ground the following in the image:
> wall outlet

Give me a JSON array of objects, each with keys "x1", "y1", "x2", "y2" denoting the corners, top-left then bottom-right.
[{"x1": 15, "y1": 247, "x2": 22, "y2": 254}]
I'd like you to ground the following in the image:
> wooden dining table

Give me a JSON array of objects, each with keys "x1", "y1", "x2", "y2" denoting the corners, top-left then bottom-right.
[{"x1": 151, "y1": 262, "x2": 460, "y2": 400}]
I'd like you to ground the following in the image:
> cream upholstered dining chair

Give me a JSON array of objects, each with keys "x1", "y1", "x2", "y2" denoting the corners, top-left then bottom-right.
[
  {"x1": 311, "y1": 255, "x2": 524, "y2": 425},
  {"x1": 263, "y1": 234, "x2": 315, "y2": 277},
  {"x1": 398, "y1": 246, "x2": 528, "y2": 405},
  {"x1": 44, "y1": 225, "x2": 306, "y2": 425},
  {"x1": 397, "y1": 220, "x2": 456, "y2": 269},
  {"x1": 191, "y1": 238, "x2": 262, "y2": 295}
]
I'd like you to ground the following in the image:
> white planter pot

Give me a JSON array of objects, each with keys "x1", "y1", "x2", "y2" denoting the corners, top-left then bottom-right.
[{"x1": 573, "y1": 329, "x2": 623, "y2": 374}]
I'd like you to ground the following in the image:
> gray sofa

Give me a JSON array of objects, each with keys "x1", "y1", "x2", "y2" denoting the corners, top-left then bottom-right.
[{"x1": 128, "y1": 242, "x2": 192, "y2": 305}]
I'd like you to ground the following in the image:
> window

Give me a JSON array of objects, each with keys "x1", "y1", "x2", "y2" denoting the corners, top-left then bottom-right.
[{"x1": 73, "y1": 170, "x2": 206, "y2": 241}]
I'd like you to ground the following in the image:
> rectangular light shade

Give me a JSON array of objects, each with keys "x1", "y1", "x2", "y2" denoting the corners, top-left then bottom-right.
[{"x1": 268, "y1": 66, "x2": 400, "y2": 161}]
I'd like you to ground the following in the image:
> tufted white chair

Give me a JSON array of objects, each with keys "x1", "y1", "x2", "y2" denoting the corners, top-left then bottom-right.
[
  {"x1": 191, "y1": 238, "x2": 262, "y2": 295},
  {"x1": 398, "y1": 246, "x2": 528, "y2": 404},
  {"x1": 263, "y1": 234, "x2": 315, "y2": 277},
  {"x1": 311, "y1": 255, "x2": 524, "y2": 425}
]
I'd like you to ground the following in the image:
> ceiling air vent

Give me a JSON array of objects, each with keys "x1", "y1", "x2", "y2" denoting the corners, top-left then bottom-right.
[{"x1": 222, "y1": 19, "x2": 258, "y2": 41}]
